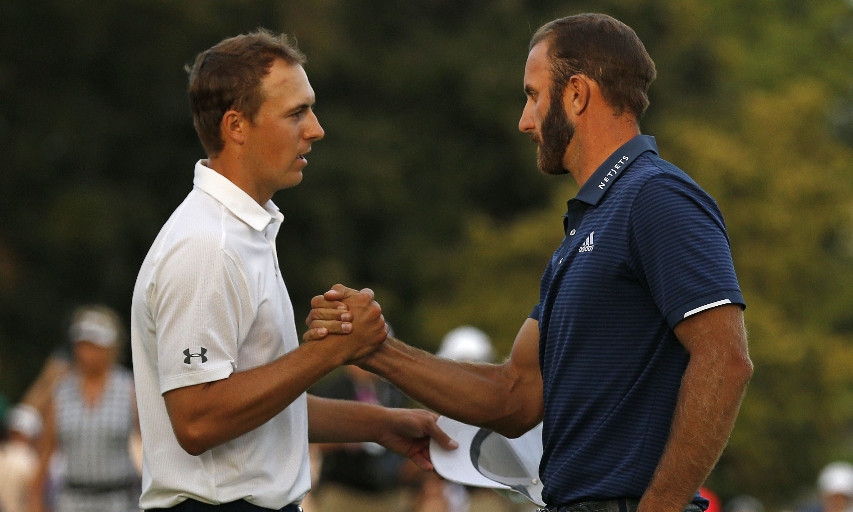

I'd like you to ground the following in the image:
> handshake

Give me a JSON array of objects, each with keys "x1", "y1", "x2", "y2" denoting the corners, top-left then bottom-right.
[{"x1": 302, "y1": 284, "x2": 390, "y2": 365}]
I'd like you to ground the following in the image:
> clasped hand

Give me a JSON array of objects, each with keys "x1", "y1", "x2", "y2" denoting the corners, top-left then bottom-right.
[{"x1": 303, "y1": 284, "x2": 387, "y2": 364}]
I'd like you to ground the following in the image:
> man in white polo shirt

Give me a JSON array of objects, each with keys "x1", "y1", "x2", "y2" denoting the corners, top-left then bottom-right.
[{"x1": 130, "y1": 29, "x2": 455, "y2": 512}]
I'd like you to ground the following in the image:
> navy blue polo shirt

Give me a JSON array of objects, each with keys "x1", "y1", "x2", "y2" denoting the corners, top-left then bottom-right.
[{"x1": 530, "y1": 135, "x2": 744, "y2": 508}]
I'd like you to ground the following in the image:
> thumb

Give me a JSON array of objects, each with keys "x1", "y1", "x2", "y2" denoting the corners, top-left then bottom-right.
[{"x1": 426, "y1": 417, "x2": 458, "y2": 451}]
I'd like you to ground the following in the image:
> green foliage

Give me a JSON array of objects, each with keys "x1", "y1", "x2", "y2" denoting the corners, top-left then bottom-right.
[{"x1": 1, "y1": 0, "x2": 853, "y2": 509}]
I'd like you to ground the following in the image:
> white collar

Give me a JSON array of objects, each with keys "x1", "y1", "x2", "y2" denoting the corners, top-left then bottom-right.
[{"x1": 192, "y1": 160, "x2": 284, "y2": 232}]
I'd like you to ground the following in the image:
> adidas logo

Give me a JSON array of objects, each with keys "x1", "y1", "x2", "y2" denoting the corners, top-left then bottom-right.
[{"x1": 578, "y1": 231, "x2": 594, "y2": 253}]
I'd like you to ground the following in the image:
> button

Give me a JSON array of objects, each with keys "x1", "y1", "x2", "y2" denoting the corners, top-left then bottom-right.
[{"x1": 569, "y1": 229, "x2": 576, "y2": 235}]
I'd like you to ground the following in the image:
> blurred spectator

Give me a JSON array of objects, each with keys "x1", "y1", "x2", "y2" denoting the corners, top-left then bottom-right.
[
  {"x1": 725, "y1": 495, "x2": 765, "y2": 512},
  {"x1": 29, "y1": 305, "x2": 141, "y2": 512},
  {"x1": 311, "y1": 364, "x2": 413, "y2": 512},
  {"x1": 0, "y1": 387, "x2": 39, "y2": 512},
  {"x1": 700, "y1": 487, "x2": 722, "y2": 512},
  {"x1": 435, "y1": 326, "x2": 495, "y2": 364},
  {"x1": 18, "y1": 353, "x2": 72, "y2": 435},
  {"x1": 800, "y1": 462, "x2": 853, "y2": 512},
  {"x1": 0, "y1": 413, "x2": 39, "y2": 512}
]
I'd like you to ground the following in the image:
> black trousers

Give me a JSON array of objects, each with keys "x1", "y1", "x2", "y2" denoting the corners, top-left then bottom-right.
[
  {"x1": 146, "y1": 498, "x2": 301, "y2": 512},
  {"x1": 543, "y1": 499, "x2": 703, "y2": 512}
]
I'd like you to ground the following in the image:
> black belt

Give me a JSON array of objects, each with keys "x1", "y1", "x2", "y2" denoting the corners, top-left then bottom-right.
[
  {"x1": 65, "y1": 480, "x2": 137, "y2": 495},
  {"x1": 146, "y1": 498, "x2": 302, "y2": 512},
  {"x1": 539, "y1": 499, "x2": 703, "y2": 512}
]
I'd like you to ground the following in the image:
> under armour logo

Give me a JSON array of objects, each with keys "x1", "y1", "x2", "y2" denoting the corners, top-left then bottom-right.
[{"x1": 183, "y1": 347, "x2": 208, "y2": 364}]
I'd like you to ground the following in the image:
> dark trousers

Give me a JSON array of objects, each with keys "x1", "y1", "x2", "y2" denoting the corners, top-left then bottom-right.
[
  {"x1": 146, "y1": 498, "x2": 301, "y2": 512},
  {"x1": 544, "y1": 499, "x2": 703, "y2": 512}
]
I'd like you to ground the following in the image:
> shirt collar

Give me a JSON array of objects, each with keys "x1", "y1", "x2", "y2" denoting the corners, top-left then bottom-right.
[
  {"x1": 574, "y1": 135, "x2": 658, "y2": 206},
  {"x1": 193, "y1": 160, "x2": 284, "y2": 232}
]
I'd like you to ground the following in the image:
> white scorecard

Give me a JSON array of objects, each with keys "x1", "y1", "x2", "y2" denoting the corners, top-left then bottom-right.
[{"x1": 429, "y1": 416, "x2": 545, "y2": 506}]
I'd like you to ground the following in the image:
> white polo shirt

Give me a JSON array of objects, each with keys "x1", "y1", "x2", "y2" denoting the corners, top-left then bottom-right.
[{"x1": 130, "y1": 161, "x2": 310, "y2": 510}]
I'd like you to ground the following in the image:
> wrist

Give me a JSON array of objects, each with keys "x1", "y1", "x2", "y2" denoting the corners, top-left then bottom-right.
[
  {"x1": 301, "y1": 336, "x2": 350, "y2": 369},
  {"x1": 357, "y1": 338, "x2": 396, "y2": 375},
  {"x1": 638, "y1": 491, "x2": 689, "y2": 512}
]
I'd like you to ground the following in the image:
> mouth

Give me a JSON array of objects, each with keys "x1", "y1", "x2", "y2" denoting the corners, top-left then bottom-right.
[{"x1": 297, "y1": 148, "x2": 311, "y2": 163}]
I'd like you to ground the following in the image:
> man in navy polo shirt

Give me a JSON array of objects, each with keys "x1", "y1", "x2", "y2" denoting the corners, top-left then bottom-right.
[{"x1": 308, "y1": 13, "x2": 752, "y2": 512}]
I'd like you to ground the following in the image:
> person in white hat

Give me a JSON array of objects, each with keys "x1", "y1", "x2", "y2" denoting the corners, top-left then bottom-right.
[
  {"x1": 28, "y1": 305, "x2": 141, "y2": 512},
  {"x1": 814, "y1": 462, "x2": 853, "y2": 512}
]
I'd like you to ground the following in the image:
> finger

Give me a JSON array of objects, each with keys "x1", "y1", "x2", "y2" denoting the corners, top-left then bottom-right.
[
  {"x1": 308, "y1": 320, "x2": 353, "y2": 336},
  {"x1": 302, "y1": 327, "x2": 328, "y2": 342},
  {"x1": 409, "y1": 449, "x2": 434, "y2": 472},
  {"x1": 307, "y1": 308, "x2": 353, "y2": 322},
  {"x1": 327, "y1": 284, "x2": 360, "y2": 301},
  {"x1": 426, "y1": 419, "x2": 458, "y2": 451},
  {"x1": 311, "y1": 294, "x2": 347, "y2": 310},
  {"x1": 358, "y1": 287, "x2": 375, "y2": 300}
]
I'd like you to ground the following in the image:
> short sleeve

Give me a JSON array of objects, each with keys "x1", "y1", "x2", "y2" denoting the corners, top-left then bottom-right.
[
  {"x1": 529, "y1": 304, "x2": 541, "y2": 321},
  {"x1": 148, "y1": 235, "x2": 252, "y2": 394},
  {"x1": 628, "y1": 174, "x2": 745, "y2": 328}
]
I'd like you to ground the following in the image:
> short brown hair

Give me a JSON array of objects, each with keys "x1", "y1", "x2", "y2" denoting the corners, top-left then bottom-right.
[
  {"x1": 186, "y1": 29, "x2": 305, "y2": 156},
  {"x1": 530, "y1": 14, "x2": 656, "y2": 120}
]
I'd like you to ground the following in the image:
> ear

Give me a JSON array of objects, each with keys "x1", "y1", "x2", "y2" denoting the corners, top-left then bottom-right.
[
  {"x1": 220, "y1": 109, "x2": 248, "y2": 146},
  {"x1": 563, "y1": 75, "x2": 592, "y2": 117}
]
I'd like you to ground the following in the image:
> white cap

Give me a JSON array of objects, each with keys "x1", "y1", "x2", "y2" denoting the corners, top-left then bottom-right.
[
  {"x1": 437, "y1": 326, "x2": 495, "y2": 363},
  {"x1": 819, "y1": 461, "x2": 853, "y2": 497},
  {"x1": 7, "y1": 404, "x2": 43, "y2": 439},
  {"x1": 70, "y1": 310, "x2": 119, "y2": 347},
  {"x1": 429, "y1": 416, "x2": 544, "y2": 506}
]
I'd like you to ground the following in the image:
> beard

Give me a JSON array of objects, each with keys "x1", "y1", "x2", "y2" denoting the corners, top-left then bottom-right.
[{"x1": 535, "y1": 90, "x2": 574, "y2": 176}]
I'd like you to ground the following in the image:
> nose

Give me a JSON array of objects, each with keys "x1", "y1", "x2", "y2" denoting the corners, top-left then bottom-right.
[
  {"x1": 305, "y1": 109, "x2": 325, "y2": 142},
  {"x1": 519, "y1": 99, "x2": 535, "y2": 133}
]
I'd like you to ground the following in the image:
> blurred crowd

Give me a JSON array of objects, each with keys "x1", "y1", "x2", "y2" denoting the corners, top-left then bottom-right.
[{"x1": 1, "y1": 314, "x2": 852, "y2": 512}]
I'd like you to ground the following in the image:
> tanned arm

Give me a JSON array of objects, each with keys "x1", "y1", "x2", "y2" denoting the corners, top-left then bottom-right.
[
  {"x1": 308, "y1": 285, "x2": 544, "y2": 438},
  {"x1": 306, "y1": 394, "x2": 457, "y2": 471},
  {"x1": 163, "y1": 290, "x2": 386, "y2": 455},
  {"x1": 638, "y1": 304, "x2": 752, "y2": 512}
]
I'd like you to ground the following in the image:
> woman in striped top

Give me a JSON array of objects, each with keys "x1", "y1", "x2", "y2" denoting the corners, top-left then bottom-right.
[{"x1": 29, "y1": 305, "x2": 141, "y2": 512}]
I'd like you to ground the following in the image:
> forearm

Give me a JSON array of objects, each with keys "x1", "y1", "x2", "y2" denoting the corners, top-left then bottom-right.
[
  {"x1": 30, "y1": 402, "x2": 56, "y2": 512},
  {"x1": 362, "y1": 336, "x2": 539, "y2": 437},
  {"x1": 163, "y1": 284, "x2": 388, "y2": 455},
  {"x1": 307, "y1": 394, "x2": 389, "y2": 443},
  {"x1": 639, "y1": 352, "x2": 752, "y2": 511},
  {"x1": 165, "y1": 338, "x2": 348, "y2": 455}
]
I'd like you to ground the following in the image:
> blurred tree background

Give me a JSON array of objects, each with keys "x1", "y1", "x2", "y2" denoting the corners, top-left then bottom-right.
[{"x1": 1, "y1": 0, "x2": 853, "y2": 509}]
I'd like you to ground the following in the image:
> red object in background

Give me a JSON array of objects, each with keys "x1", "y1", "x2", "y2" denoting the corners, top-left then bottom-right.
[{"x1": 701, "y1": 487, "x2": 722, "y2": 512}]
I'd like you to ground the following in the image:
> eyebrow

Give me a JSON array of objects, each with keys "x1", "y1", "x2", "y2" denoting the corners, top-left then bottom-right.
[{"x1": 286, "y1": 102, "x2": 315, "y2": 115}]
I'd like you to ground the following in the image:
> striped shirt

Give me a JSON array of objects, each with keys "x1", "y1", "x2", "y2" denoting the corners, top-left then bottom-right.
[
  {"x1": 530, "y1": 135, "x2": 744, "y2": 508},
  {"x1": 54, "y1": 367, "x2": 138, "y2": 486}
]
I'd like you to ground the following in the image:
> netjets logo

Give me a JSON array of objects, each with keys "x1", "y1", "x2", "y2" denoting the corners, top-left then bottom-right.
[
  {"x1": 598, "y1": 155, "x2": 629, "y2": 189},
  {"x1": 578, "y1": 231, "x2": 595, "y2": 253},
  {"x1": 183, "y1": 347, "x2": 208, "y2": 364}
]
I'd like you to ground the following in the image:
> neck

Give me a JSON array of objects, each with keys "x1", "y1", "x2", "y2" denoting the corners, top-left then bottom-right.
[
  {"x1": 566, "y1": 115, "x2": 640, "y2": 188},
  {"x1": 80, "y1": 366, "x2": 109, "y2": 381},
  {"x1": 207, "y1": 153, "x2": 270, "y2": 205}
]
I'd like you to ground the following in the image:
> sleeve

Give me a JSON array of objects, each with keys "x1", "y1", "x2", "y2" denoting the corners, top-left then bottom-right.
[
  {"x1": 628, "y1": 173, "x2": 745, "y2": 329},
  {"x1": 529, "y1": 304, "x2": 541, "y2": 321},
  {"x1": 148, "y1": 234, "x2": 253, "y2": 394}
]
